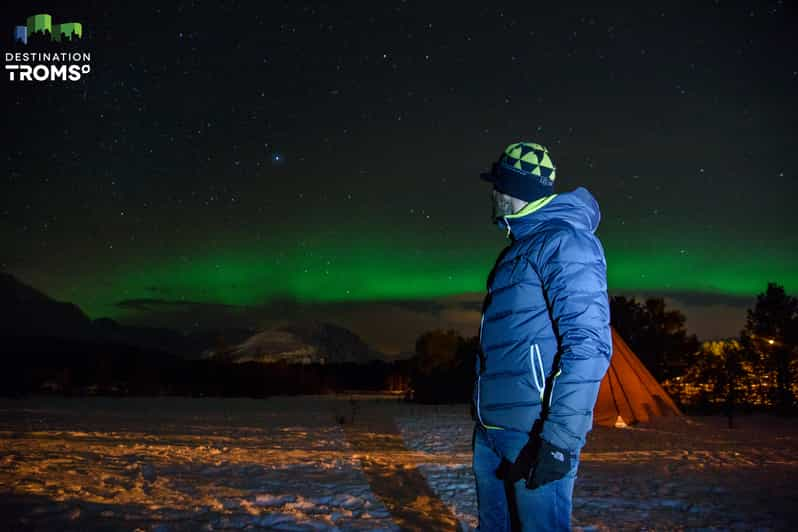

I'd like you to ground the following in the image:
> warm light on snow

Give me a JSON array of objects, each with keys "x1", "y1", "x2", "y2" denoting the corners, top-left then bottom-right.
[{"x1": 0, "y1": 396, "x2": 796, "y2": 530}]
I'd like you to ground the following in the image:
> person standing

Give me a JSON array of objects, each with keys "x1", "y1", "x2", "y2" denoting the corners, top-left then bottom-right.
[{"x1": 473, "y1": 141, "x2": 612, "y2": 531}]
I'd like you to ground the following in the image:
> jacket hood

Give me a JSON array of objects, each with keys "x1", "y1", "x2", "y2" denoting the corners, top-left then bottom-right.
[{"x1": 498, "y1": 186, "x2": 601, "y2": 240}]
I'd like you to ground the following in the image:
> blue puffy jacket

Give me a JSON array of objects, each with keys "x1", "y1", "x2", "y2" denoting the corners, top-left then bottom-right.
[{"x1": 474, "y1": 186, "x2": 612, "y2": 453}]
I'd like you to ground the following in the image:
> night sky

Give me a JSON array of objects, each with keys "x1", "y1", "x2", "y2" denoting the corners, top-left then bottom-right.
[{"x1": 3, "y1": 2, "x2": 796, "y2": 354}]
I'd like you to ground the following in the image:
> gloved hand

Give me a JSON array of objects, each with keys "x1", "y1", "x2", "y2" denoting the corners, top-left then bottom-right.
[
  {"x1": 500, "y1": 435, "x2": 572, "y2": 489},
  {"x1": 526, "y1": 438, "x2": 572, "y2": 489}
]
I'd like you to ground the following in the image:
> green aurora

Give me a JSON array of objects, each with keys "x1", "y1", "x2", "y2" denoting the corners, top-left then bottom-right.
[{"x1": 40, "y1": 223, "x2": 796, "y2": 321}]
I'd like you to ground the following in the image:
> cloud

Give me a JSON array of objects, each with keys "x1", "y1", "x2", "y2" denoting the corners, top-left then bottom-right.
[
  {"x1": 609, "y1": 289, "x2": 752, "y2": 341},
  {"x1": 113, "y1": 292, "x2": 487, "y2": 356},
  {"x1": 384, "y1": 299, "x2": 447, "y2": 315},
  {"x1": 116, "y1": 287, "x2": 754, "y2": 353},
  {"x1": 116, "y1": 298, "x2": 241, "y2": 312},
  {"x1": 610, "y1": 290, "x2": 756, "y2": 308}
]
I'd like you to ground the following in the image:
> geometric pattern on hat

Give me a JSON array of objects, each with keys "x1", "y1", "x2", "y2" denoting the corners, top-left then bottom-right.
[{"x1": 501, "y1": 141, "x2": 556, "y2": 181}]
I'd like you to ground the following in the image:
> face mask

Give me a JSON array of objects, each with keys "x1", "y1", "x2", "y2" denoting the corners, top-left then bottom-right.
[{"x1": 492, "y1": 189, "x2": 515, "y2": 222}]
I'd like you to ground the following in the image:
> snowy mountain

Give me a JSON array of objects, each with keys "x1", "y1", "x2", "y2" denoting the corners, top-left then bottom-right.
[
  {"x1": 211, "y1": 321, "x2": 383, "y2": 365},
  {"x1": 0, "y1": 272, "x2": 385, "y2": 364},
  {"x1": 0, "y1": 272, "x2": 252, "y2": 358}
]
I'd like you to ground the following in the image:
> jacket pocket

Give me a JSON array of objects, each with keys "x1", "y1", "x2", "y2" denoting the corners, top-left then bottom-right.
[
  {"x1": 479, "y1": 370, "x2": 541, "y2": 412},
  {"x1": 530, "y1": 343, "x2": 545, "y2": 400}
]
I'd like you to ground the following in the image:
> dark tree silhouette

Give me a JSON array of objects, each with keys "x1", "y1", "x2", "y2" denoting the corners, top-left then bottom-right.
[
  {"x1": 610, "y1": 295, "x2": 699, "y2": 381},
  {"x1": 742, "y1": 282, "x2": 798, "y2": 413},
  {"x1": 692, "y1": 340, "x2": 748, "y2": 424},
  {"x1": 413, "y1": 329, "x2": 461, "y2": 376},
  {"x1": 409, "y1": 329, "x2": 477, "y2": 403}
]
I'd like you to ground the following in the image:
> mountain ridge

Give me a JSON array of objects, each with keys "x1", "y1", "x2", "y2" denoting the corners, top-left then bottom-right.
[{"x1": 0, "y1": 272, "x2": 386, "y2": 364}]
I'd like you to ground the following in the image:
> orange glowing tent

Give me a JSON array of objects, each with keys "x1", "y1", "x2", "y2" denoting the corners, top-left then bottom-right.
[{"x1": 593, "y1": 327, "x2": 682, "y2": 427}]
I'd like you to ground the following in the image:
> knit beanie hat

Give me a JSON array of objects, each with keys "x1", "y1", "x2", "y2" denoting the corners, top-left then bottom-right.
[{"x1": 480, "y1": 141, "x2": 556, "y2": 202}]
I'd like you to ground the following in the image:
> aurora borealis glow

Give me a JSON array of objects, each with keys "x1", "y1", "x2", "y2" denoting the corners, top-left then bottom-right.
[
  {"x1": 3, "y1": 3, "x2": 796, "y2": 353},
  {"x1": 26, "y1": 224, "x2": 797, "y2": 318}
]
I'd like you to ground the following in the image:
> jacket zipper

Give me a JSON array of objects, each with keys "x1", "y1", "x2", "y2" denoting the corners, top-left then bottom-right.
[
  {"x1": 476, "y1": 374, "x2": 485, "y2": 427},
  {"x1": 549, "y1": 367, "x2": 562, "y2": 408},
  {"x1": 476, "y1": 288, "x2": 490, "y2": 428}
]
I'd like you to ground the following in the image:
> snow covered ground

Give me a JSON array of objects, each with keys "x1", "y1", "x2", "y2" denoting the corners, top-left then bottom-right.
[{"x1": 0, "y1": 395, "x2": 796, "y2": 531}]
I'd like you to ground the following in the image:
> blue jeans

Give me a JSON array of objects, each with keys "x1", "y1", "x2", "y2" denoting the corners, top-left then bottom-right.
[{"x1": 472, "y1": 423, "x2": 579, "y2": 531}]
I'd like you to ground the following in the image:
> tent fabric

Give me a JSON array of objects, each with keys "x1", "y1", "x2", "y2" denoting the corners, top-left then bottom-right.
[{"x1": 593, "y1": 327, "x2": 682, "y2": 427}]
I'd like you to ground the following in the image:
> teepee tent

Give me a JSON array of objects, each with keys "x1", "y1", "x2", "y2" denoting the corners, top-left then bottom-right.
[{"x1": 593, "y1": 327, "x2": 682, "y2": 427}]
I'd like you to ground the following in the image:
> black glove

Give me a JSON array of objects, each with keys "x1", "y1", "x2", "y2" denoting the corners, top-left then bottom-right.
[
  {"x1": 526, "y1": 438, "x2": 572, "y2": 489},
  {"x1": 499, "y1": 436, "x2": 571, "y2": 489}
]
